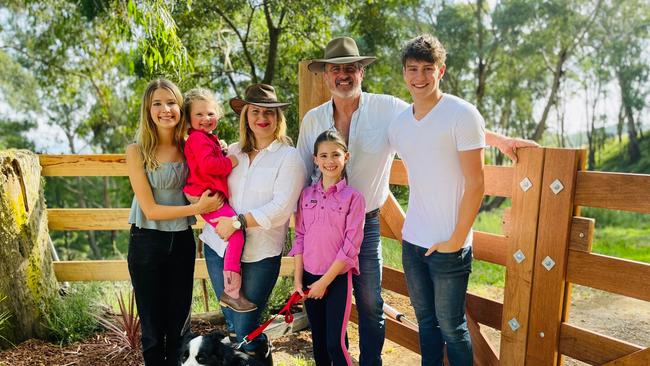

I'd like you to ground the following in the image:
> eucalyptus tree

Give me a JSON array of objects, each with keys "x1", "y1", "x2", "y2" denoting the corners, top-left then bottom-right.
[{"x1": 599, "y1": 0, "x2": 648, "y2": 162}]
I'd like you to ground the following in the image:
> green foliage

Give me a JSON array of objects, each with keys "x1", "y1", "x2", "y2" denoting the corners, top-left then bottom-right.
[
  {"x1": 0, "y1": 119, "x2": 36, "y2": 151},
  {"x1": 473, "y1": 207, "x2": 506, "y2": 235},
  {"x1": 469, "y1": 260, "x2": 505, "y2": 290},
  {"x1": 0, "y1": 296, "x2": 13, "y2": 348},
  {"x1": 381, "y1": 237, "x2": 402, "y2": 270},
  {"x1": 42, "y1": 284, "x2": 102, "y2": 346},
  {"x1": 261, "y1": 276, "x2": 294, "y2": 321},
  {"x1": 597, "y1": 136, "x2": 650, "y2": 174},
  {"x1": 581, "y1": 206, "x2": 650, "y2": 263},
  {"x1": 191, "y1": 279, "x2": 220, "y2": 314},
  {"x1": 592, "y1": 226, "x2": 650, "y2": 263}
]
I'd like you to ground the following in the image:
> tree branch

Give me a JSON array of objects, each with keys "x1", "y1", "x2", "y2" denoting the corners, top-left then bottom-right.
[{"x1": 211, "y1": 4, "x2": 259, "y2": 83}]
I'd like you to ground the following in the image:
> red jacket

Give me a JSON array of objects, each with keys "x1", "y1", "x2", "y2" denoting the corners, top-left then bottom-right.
[{"x1": 183, "y1": 128, "x2": 233, "y2": 197}]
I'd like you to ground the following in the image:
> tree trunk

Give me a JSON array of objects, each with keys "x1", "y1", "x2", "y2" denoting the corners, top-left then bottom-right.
[
  {"x1": 262, "y1": 26, "x2": 280, "y2": 85},
  {"x1": 76, "y1": 176, "x2": 101, "y2": 259},
  {"x1": 624, "y1": 103, "x2": 641, "y2": 162},
  {"x1": 531, "y1": 49, "x2": 567, "y2": 141},
  {"x1": 616, "y1": 105, "x2": 623, "y2": 143},
  {"x1": 0, "y1": 150, "x2": 59, "y2": 346}
]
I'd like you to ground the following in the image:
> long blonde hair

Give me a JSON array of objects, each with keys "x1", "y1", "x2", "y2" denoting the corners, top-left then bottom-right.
[
  {"x1": 183, "y1": 88, "x2": 224, "y2": 129},
  {"x1": 135, "y1": 79, "x2": 185, "y2": 171},
  {"x1": 238, "y1": 104, "x2": 292, "y2": 153}
]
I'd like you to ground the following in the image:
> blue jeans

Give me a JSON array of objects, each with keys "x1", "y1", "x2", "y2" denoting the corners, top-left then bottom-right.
[
  {"x1": 204, "y1": 245, "x2": 281, "y2": 353},
  {"x1": 402, "y1": 241, "x2": 473, "y2": 366},
  {"x1": 353, "y1": 215, "x2": 385, "y2": 366}
]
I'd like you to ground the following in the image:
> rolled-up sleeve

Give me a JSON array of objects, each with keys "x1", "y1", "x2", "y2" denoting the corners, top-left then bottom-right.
[
  {"x1": 249, "y1": 149, "x2": 306, "y2": 230},
  {"x1": 335, "y1": 192, "x2": 366, "y2": 273}
]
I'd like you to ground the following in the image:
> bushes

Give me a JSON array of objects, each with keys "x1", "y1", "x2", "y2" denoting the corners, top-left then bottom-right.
[
  {"x1": 42, "y1": 284, "x2": 102, "y2": 345},
  {"x1": 262, "y1": 277, "x2": 295, "y2": 320},
  {"x1": 0, "y1": 296, "x2": 12, "y2": 347}
]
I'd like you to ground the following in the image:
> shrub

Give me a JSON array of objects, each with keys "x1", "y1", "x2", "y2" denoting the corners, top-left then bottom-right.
[
  {"x1": 261, "y1": 277, "x2": 295, "y2": 320},
  {"x1": 42, "y1": 284, "x2": 101, "y2": 345},
  {"x1": 96, "y1": 290, "x2": 141, "y2": 351}
]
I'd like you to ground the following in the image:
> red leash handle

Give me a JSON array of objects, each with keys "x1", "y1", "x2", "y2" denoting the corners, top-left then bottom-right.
[{"x1": 241, "y1": 289, "x2": 310, "y2": 345}]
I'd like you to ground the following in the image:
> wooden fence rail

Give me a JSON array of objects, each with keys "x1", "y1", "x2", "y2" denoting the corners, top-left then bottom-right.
[{"x1": 40, "y1": 146, "x2": 650, "y2": 365}]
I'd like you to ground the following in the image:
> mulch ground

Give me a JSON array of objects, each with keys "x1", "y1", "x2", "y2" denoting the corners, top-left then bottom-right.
[
  {"x1": 0, "y1": 319, "x2": 225, "y2": 366},
  {"x1": 0, "y1": 333, "x2": 143, "y2": 366},
  {"x1": 0, "y1": 291, "x2": 419, "y2": 366}
]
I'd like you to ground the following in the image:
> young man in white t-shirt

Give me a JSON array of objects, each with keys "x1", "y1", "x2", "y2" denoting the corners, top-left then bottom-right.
[{"x1": 388, "y1": 34, "x2": 485, "y2": 366}]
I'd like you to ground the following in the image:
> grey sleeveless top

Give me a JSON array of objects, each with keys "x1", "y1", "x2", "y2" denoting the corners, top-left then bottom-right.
[{"x1": 128, "y1": 161, "x2": 197, "y2": 232}]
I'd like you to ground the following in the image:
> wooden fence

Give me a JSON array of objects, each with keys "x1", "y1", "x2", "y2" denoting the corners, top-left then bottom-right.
[
  {"x1": 40, "y1": 147, "x2": 650, "y2": 365},
  {"x1": 38, "y1": 61, "x2": 650, "y2": 365}
]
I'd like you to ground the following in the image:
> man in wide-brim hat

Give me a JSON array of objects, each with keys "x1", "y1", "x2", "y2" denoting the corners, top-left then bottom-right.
[
  {"x1": 307, "y1": 36, "x2": 376, "y2": 73},
  {"x1": 296, "y1": 36, "x2": 538, "y2": 366}
]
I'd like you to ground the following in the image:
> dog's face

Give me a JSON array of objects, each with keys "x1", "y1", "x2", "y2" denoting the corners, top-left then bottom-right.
[{"x1": 179, "y1": 332, "x2": 263, "y2": 366}]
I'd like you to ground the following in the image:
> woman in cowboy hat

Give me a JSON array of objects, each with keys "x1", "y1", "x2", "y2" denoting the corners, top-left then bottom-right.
[{"x1": 199, "y1": 83, "x2": 305, "y2": 364}]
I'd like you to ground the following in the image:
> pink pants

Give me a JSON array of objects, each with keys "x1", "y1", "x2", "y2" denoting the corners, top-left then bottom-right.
[{"x1": 202, "y1": 203, "x2": 244, "y2": 273}]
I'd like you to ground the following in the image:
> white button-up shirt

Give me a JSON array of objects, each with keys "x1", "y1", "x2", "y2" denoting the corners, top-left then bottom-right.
[
  {"x1": 297, "y1": 92, "x2": 409, "y2": 212},
  {"x1": 200, "y1": 140, "x2": 305, "y2": 262}
]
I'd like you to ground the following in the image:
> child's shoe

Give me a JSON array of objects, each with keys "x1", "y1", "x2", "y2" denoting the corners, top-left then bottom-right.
[
  {"x1": 220, "y1": 270, "x2": 257, "y2": 313},
  {"x1": 219, "y1": 292, "x2": 257, "y2": 313}
]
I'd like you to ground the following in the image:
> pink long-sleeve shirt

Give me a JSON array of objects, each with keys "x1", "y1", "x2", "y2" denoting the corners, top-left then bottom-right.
[
  {"x1": 183, "y1": 128, "x2": 233, "y2": 197},
  {"x1": 289, "y1": 179, "x2": 365, "y2": 275}
]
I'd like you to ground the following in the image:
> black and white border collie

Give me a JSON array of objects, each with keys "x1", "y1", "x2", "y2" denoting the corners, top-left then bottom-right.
[{"x1": 179, "y1": 331, "x2": 267, "y2": 366}]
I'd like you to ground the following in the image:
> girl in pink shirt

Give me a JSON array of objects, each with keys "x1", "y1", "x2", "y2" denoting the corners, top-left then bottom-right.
[
  {"x1": 290, "y1": 130, "x2": 365, "y2": 366},
  {"x1": 182, "y1": 88, "x2": 256, "y2": 313}
]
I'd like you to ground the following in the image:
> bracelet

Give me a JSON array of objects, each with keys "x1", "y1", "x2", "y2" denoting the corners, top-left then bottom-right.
[{"x1": 237, "y1": 214, "x2": 247, "y2": 231}]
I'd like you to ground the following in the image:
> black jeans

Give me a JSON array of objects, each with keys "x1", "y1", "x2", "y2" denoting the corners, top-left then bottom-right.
[
  {"x1": 128, "y1": 225, "x2": 196, "y2": 366},
  {"x1": 304, "y1": 271, "x2": 354, "y2": 366}
]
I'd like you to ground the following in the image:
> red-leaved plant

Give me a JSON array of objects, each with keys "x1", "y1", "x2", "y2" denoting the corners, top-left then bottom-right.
[{"x1": 96, "y1": 290, "x2": 141, "y2": 351}]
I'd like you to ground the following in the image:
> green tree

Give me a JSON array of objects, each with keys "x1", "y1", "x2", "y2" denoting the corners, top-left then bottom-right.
[{"x1": 600, "y1": 0, "x2": 649, "y2": 162}]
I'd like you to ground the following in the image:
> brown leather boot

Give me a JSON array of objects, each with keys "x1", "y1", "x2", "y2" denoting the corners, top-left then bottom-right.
[{"x1": 219, "y1": 292, "x2": 258, "y2": 313}]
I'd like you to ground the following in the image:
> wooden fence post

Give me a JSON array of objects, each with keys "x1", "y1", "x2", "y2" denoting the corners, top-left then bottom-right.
[
  {"x1": 499, "y1": 148, "x2": 546, "y2": 365},
  {"x1": 298, "y1": 60, "x2": 330, "y2": 121},
  {"x1": 526, "y1": 148, "x2": 585, "y2": 365}
]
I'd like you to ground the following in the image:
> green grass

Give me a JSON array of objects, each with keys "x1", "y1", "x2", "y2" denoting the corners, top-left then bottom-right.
[
  {"x1": 591, "y1": 226, "x2": 650, "y2": 263},
  {"x1": 43, "y1": 283, "x2": 102, "y2": 345},
  {"x1": 596, "y1": 136, "x2": 650, "y2": 174}
]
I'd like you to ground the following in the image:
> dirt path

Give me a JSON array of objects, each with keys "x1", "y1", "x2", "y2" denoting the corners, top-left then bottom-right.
[{"x1": 272, "y1": 285, "x2": 650, "y2": 365}]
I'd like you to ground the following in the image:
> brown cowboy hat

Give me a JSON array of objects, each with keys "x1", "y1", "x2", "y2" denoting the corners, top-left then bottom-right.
[
  {"x1": 308, "y1": 36, "x2": 376, "y2": 73},
  {"x1": 229, "y1": 83, "x2": 290, "y2": 115}
]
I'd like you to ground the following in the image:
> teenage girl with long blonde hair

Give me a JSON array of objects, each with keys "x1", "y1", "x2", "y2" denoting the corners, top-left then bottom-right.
[{"x1": 126, "y1": 79, "x2": 221, "y2": 366}]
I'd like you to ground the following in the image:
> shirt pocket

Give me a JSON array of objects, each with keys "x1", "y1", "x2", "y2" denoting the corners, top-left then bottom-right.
[
  {"x1": 300, "y1": 200, "x2": 319, "y2": 227},
  {"x1": 327, "y1": 198, "x2": 348, "y2": 226},
  {"x1": 357, "y1": 127, "x2": 386, "y2": 154},
  {"x1": 248, "y1": 167, "x2": 277, "y2": 192}
]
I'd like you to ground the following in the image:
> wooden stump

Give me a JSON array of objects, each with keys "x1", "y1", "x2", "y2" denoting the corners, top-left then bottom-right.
[{"x1": 0, "y1": 150, "x2": 58, "y2": 346}]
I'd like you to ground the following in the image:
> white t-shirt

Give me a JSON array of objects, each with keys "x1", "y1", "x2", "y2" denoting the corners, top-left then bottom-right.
[
  {"x1": 388, "y1": 94, "x2": 485, "y2": 249},
  {"x1": 297, "y1": 92, "x2": 409, "y2": 212},
  {"x1": 199, "y1": 140, "x2": 306, "y2": 262}
]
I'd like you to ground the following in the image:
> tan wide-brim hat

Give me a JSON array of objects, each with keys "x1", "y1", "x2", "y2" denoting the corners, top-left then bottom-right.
[
  {"x1": 307, "y1": 36, "x2": 376, "y2": 73},
  {"x1": 229, "y1": 83, "x2": 290, "y2": 115}
]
